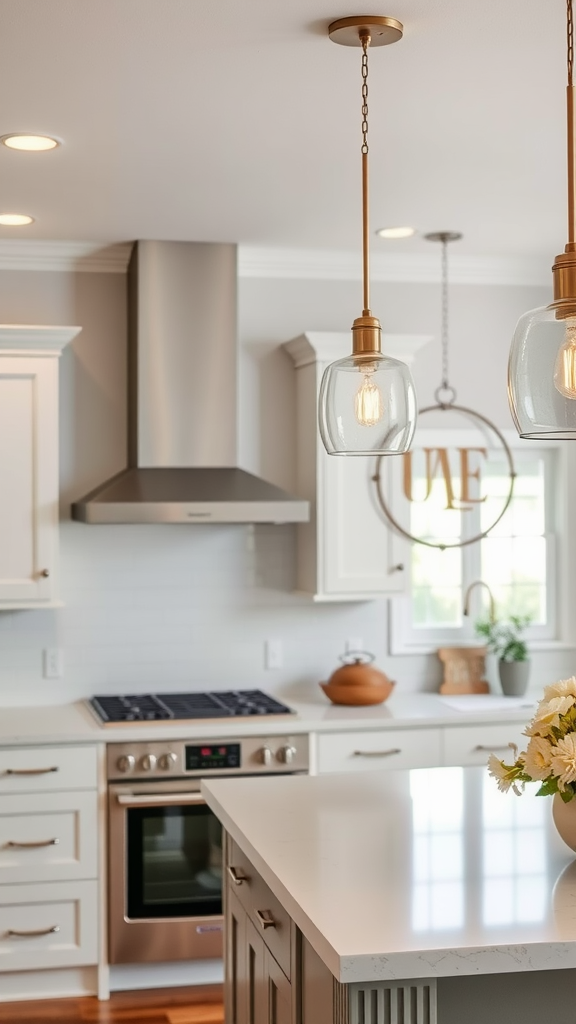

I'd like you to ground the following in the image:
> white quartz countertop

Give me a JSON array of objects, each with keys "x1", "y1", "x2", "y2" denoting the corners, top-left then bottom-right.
[
  {"x1": 202, "y1": 767, "x2": 576, "y2": 984},
  {"x1": 0, "y1": 692, "x2": 537, "y2": 746}
]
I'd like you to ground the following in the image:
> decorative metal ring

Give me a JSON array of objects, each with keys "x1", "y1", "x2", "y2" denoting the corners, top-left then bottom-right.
[
  {"x1": 434, "y1": 384, "x2": 457, "y2": 406},
  {"x1": 372, "y1": 402, "x2": 516, "y2": 550}
]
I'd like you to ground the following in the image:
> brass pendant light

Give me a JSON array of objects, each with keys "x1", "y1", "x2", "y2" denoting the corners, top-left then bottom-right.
[
  {"x1": 508, "y1": 0, "x2": 576, "y2": 438},
  {"x1": 318, "y1": 16, "x2": 417, "y2": 456}
]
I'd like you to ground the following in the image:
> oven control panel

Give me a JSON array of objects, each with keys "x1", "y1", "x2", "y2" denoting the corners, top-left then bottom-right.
[
  {"x1": 185, "y1": 743, "x2": 241, "y2": 771},
  {"x1": 106, "y1": 735, "x2": 309, "y2": 779}
]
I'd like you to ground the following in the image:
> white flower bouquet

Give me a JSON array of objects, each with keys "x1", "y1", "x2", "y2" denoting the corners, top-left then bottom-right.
[{"x1": 489, "y1": 677, "x2": 576, "y2": 801}]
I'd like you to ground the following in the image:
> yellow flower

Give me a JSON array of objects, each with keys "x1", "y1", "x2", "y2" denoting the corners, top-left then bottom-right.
[
  {"x1": 525, "y1": 695, "x2": 575, "y2": 736},
  {"x1": 488, "y1": 753, "x2": 517, "y2": 793},
  {"x1": 550, "y1": 733, "x2": 576, "y2": 790},
  {"x1": 543, "y1": 677, "x2": 576, "y2": 702},
  {"x1": 523, "y1": 736, "x2": 554, "y2": 781}
]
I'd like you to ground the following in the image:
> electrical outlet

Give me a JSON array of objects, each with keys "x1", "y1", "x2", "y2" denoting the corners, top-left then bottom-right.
[
  {"x1": 264, "y1": 639, "x2": 283, "y2": 670},
  {"x1": 345, "y1": 637, "x2": 364, "y2": 655},
  {"x1": 43, "y1": 648, "x2": 63, "y2": 679}
]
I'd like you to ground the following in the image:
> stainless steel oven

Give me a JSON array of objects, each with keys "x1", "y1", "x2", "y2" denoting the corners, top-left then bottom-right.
[{"x1": 107, "y1": 735, "x2": 308, "y2": 964}]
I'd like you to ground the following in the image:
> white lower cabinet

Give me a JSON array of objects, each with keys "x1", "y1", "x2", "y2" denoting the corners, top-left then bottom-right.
[
  {"x1": 0, "y1": 743, "x2": 101, "y2": 999},
  {"x1": 317, "y1": 728, "x2": 443, "y2": 774},
  {"x1": 316, "y1": 720, "x2": 530, "y2": 774},
  {"x1": 0, "y1": 790, "x2": 98, "y2": 884},
  {"x1": 442, "y1": 723, "x2": 528, "y2": 767},
  {"x1": 0, "y1": 879, "x2": 98, "y2": 972}
]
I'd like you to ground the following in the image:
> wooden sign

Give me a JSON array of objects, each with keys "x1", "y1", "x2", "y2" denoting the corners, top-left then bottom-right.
[{"x1": 437, "y1": 647, "x2": 489, "y2": 694}]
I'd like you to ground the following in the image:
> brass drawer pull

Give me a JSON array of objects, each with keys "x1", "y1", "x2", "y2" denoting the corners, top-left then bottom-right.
[
  {"x1": 7, "y1": 925, "x2": 59, "y2": 938},
  {"x1": 228, "y1": 865, "x2": 249, "y2": 886},
  {"x1": 5, "y1": 767, "x2": 59, "y2": 776},
  {"x1": 255, "y1": 909, "x2": 276, "y2": 930},
  {"x1": 6, "y1": 838, "x2": 59, "y2": 849},
  {"x1": 352, "y1": 748, "x2": 401, "y2": 758},
  {"x1": 473, "y1": 745, "x2": 512, "y2": 752}
]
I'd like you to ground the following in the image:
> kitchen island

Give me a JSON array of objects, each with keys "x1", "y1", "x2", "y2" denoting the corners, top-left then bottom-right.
[{"x1": 202, "y1": 766, "x2": 576, "y2": 1024}]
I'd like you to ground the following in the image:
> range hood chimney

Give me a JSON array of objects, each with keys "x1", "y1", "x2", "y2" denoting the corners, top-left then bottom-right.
[{"x1": 72, "y1": 241, "x2": 309, "y2": 524}]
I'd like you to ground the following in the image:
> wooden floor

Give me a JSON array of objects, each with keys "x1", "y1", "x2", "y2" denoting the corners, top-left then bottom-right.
[{"x1": 0, "y1": 985, "x2": 224, "y2": 1024}]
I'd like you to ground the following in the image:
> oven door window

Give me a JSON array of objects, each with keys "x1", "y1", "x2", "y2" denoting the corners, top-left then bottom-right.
[{"x1": 126, "y1": 803, "x2": 222, "y2": 919}]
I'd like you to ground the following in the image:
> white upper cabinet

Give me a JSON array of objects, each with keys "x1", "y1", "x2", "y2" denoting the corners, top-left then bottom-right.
[
  {"x1": 0, "y1": 326, "x2": 79, "y2": 609},
  {"x1": 284, "y1": 332, "x2": 431, "y2": 602}
]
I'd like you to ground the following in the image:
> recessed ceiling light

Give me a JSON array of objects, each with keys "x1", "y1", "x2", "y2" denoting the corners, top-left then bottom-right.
[
  {"x1": 0, "y1": 213, "x2": 34, "y2": 226},
  {"x1": 376, "y1": 226, "x2": 416, "y2": 239},
  {"x1": 1, "y1": 134, "x2": 59, "y2": 151}
]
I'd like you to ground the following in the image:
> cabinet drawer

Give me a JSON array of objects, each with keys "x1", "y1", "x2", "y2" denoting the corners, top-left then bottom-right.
[
  {"x1": 228, "y1": 837, "x2": 292, "y2": 980},
  {"x1": 0, "y1": 790, "x2": 98, "y2": 884},
  {"x1": 317, "y1": 728, "x2": 443, "y2": 774},
  {"x1": 0, "y1": 879, "x2": 98, "y2": 972},
  {"x1": 0, "y1": 745, "x2": 97, "y2": 793},
  {"x1": 443, "y1": 723, "x2": 528, "y2": 767}
]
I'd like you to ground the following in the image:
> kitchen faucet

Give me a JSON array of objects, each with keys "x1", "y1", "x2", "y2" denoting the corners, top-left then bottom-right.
[{"x1": 462, "y1": 580, "x2": 496, "y2": 624}]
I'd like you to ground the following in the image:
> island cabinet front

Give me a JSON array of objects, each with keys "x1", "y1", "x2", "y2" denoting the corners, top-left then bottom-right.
[
  {"x1": 223, "y1": 832, "x2": 436, "y2": 1024},
  {"x1": 225, "y1": 834, "x2": 295, "y2": 1024}
]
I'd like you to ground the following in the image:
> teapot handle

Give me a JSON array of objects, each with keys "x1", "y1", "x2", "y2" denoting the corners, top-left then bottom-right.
[{"x1": 338, "y1": 650, "x2": 376, "y2": 666}]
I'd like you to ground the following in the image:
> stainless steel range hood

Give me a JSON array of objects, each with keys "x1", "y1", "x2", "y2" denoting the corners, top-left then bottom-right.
[{"x1": 72, "y1": 241, "x2": 309, "y2": 524}]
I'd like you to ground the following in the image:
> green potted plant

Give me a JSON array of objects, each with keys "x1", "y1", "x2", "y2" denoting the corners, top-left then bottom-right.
[{"x1": 474, "y1": 614, "x2": 532, "y2": 696}]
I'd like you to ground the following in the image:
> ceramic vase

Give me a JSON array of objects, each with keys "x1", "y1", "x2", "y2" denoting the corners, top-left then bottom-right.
[
  {"x1": 498, "y1": 659, "x2": 530, "y2": 697},
  {"x1": 553, "y1": 793, "x2": 576, "y2": 853}
]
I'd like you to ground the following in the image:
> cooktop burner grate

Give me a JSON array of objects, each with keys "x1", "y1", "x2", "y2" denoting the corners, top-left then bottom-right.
[{"x1": 90, "y1": 689, "x2": 294, "y2": 723}]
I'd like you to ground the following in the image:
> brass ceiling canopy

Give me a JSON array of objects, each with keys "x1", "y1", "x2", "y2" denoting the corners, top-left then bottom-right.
[{"x1": 328, "y1": 16, "x2": 403, "y2": 47}]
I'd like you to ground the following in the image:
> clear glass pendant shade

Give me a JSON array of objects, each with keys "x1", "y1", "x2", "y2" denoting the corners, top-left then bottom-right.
[
  {"x1": 318, "y1": 352, "x2": 417, "y2": 455},
  {"x1": 508, "y1": 303, "x2": 576, "y2": 438}
]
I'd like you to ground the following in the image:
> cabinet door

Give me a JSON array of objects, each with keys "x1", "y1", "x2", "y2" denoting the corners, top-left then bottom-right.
[
  {"x1": 245, "y1": 917, "x2": 268, "y2": 1024},
  {"x1": 0, "y1": 356, "x2": 58, "y2": 603},
  {"x1": 226, "y1": 886, "x2": 248, "y2": 1024},
  {"x1": 227, "y1": 887, "x2": 268, "y2": 1024},
  {"x1": 265, "y1": 946, "x2": 293, "y2": 1024},
  {"x1": 322, "y1": 453, "x2": 407, "y2": 598}
]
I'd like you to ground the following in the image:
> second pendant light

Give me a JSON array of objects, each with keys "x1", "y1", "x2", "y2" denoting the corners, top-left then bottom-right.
[{"x1": 318, "y1": 16, "x2": 417, "y2": 456}]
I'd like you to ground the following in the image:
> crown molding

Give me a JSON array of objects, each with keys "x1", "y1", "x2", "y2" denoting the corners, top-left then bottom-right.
[
  {"x1": 0, "y1": 241, "x2": 133, "y2": 272},
  {"x1": 0, "y1": 240, "x2": 552, "y2": 287},
  {"x1": 0, "y1": 324, "x2": 81, "y2": 353},
  {"x1": 239, "y1": 246, "x2": 551, "y2": 288}
]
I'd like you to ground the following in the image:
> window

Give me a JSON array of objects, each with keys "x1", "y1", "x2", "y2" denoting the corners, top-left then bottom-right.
[{"x1": 389, "y1": 431, "x2": 561, "y2": 654}]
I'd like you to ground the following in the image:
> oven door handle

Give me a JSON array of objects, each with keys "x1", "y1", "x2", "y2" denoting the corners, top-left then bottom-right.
[{"x1": 116, "y1": 793, "x2": 205, "y2": 807}]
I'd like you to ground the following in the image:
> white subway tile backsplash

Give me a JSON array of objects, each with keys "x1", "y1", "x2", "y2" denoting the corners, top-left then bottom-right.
[{"x1": 12, "y1": 519, "x2": 573, "y2": 708}]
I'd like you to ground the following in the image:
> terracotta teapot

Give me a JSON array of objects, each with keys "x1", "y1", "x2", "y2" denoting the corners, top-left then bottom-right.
[{"x1": 320, "y1": 651, "x2": 395, "y2": 706}]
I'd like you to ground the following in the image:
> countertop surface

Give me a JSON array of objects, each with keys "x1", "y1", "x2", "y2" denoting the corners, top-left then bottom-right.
[
  {"x1": 0, "y1": 692, "x2": 538, "y2": 746},
  {"x1": 0, "y1": 692, "x2": 538, "y2": 745},
  {"x1": 203, "y1": 766, "x2": 576, "y2": 984}
]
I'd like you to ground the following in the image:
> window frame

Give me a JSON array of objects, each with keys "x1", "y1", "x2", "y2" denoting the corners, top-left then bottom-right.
[{"x1": 388, "y1": 430, "x2": 564, "y2": 656}]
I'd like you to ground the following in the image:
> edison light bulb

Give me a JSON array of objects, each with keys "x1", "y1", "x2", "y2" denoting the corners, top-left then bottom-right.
[
  {"x1": 355, "y1": 369, "x2": 383, "y2": 426},
  {"x1": 554, "y1": 321, "x2": 576, "y2": 398}
]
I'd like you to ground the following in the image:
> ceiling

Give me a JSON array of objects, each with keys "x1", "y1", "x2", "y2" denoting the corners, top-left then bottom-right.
[{"x1": 0, "y1": 0, "x2": 569, "y2": 259}]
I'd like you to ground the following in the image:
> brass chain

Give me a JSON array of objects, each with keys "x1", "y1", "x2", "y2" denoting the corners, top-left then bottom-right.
[
  {"x1": 361, "y1": 38, "x2": 369, "y2": 155},
  {"x1": 441, "y1": 238, "x2": 450, "y2": 390},
  {"x1": 565, "y1": 0, "x2": 569, "y2": 86}
]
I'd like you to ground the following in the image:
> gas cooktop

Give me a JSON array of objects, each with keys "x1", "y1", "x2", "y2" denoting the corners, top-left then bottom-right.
[{"x1": 90, "y1": 689, "x2": 295, "y2": 723}]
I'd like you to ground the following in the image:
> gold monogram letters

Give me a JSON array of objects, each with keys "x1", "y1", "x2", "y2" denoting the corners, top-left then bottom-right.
[{"x1": 403, "y1": 447, "x2": 488, "y2": 511}]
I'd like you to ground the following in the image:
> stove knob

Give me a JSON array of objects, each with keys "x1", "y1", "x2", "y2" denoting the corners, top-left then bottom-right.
[
  {"x1": 116, "y1": 754, "x2": 135, "y2": 774},
  {"x1": 158, "y1": 752, "x2": 178, "y2": 771},
  {"x1": 259, "y1": 746, "x2": 273, "y2": 766},
  {"x1": 277, "y1": 745, "x2": 296, "y2": 765},
  {"x1": 140, "y1": 753, "x2": 157, "y2": 772}
]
